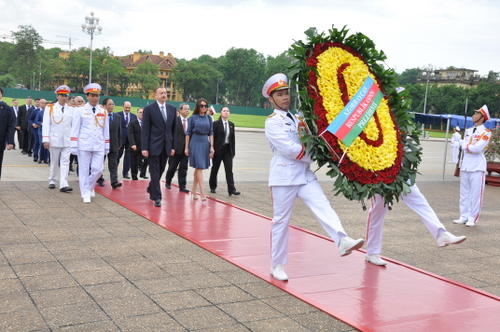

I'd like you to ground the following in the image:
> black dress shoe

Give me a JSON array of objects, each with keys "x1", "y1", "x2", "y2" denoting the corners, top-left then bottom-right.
[
  {"x1": 210, "y1": 189, "x2": 216, "y2": 194},
  {"x1": 140, "y1": 175, "x2": 149, "y2": 179},
  {"x1": 33, "y1": 158, "x2": 38, "y2": 162},
  {"x1": 132, "y1": 177, "x2": 138, "y2": 180},
  {"x1": 97, "y1": 180, "x2": 105, "y2": 187},
  {"x1": 179, "y1": 188, "x2": 190, "y2": 193},
  {"x1": 38, "y1": 160, "x2": 42, "y2": 164},
  {"x1": 111, "y1": 182, "x2": 122, "y2": 189},
  {"x1": 48, "y1": 184, "x2": 56, "y2": 189},
  {"x1": 69, "y1": 166, "x2": 74, "y2": 171},
  {"x1": 22, "y1": 151, "x2": 27, "y2": 155},
  {"x1": 60, "y1": 186, "x2": 73, "y2": 192},
  {"x1": 28, "y1": 153, "x2": 32, "y2": 157},
  {"x1": 154, "y1": 199, "x2": 161, "y2": 207},
  {"x1": 123, "y1": 174, "x2": 130, "y2": 179},
  {"x1": 229, "y1": 191, "x2": 241, "y2": 196},
  {"x1": 165, "y1": 183, "x2": 171, "y2": 189}
]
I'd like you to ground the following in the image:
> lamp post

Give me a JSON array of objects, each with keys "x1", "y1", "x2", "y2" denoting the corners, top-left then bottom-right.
[
  {"x1": 81, "y1": 12, "x2": 103, "y2": 85},
  {"x1": 421, "y1": 67, "x2": 434, "y2": 137}
]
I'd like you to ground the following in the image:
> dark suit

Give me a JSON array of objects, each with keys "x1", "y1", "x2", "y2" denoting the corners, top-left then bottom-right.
[
  {"x1": 35, "y1": 109, "x2": 49, "y2": 163},
  {"x1": 165, "y1": 115, "x2": 189, "y2": 190},
  {"x1": 28, "y1": 108, "x2": 41, "y2": 159},
  {"x1": 141, "y1": 101, "x2": 177, "y2": 200},
  {"x1": 0, "y1": 101, "x2": 16, "y2": 178},
  {"x1": 107, "y1": 112, "x2": 122, "y2": 184},
  {"x1": 209, "y1": 118, "x2": 237, "y2": 194},
  {"x1": 128, "y1": 118, "x2": 148, "y2": 179},
  {"x1": 116, "y1": 111, "x2": 137, "y2": 177},
  {"x1": 16, "y1": 104, "x2": 33, "y2": 153}
]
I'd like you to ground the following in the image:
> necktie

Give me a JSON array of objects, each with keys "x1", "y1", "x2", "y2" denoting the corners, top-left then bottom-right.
[
  {"x1": 473, "y1": 127, "x2": 476, "y2": 134},
  {"x1": 92, "y1": 107, "x2": 96, "y2": 114},
  {"x1": 61, "y1": 106, "x2": 64, "y2": 113},
  {"x1": 182, "y1": 118, "x2": 187, "y2": 133},
  {"x1": 109, "y1": 113, "x2": 113, "y2": 122},
  {"x1": 160, "y1": 106, "x2": 166, "y2": 121},
  {"x1": 224, "y1": 121, "x2": 228, "y2": 144},
  {"x1": 125, "y1": 113, "x2": 129, "y2": 125},
  {"x1": 286, "y1": 112, "x2": 295, "y2": 122}
]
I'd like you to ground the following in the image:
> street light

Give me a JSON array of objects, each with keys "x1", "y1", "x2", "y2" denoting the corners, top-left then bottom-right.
[
  {"x1": 421, "y1": 67, "x2": 435, "y2": 137},
  {"x1": 81, "y1": 12, "x2": 103, "y2": 84}
]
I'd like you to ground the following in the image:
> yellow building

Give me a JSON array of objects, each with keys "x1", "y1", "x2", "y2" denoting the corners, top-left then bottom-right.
[{"x1": 118, "y1": 51, "x2": 182, "y2": 101}]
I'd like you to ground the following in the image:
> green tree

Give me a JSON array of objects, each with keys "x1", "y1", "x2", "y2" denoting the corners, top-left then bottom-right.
[
  {"x1": 0, "y1": 74, "x2": 17, "y2": 88},
  {"x1": 220, "y1": 48, "x2": 266, "y2": 106},
  {"x1": 132, "y1": 61, "x2": 160, "y2": 98},
  {"x1": 396, "y1": 68, "x2": 419, "y2": 85},
  {"x1": 171, "y1": 59, "x2": 223, "y2": 103},
  {"x1": 11, "y1": 25, "x2": 43, "y2": 89}
]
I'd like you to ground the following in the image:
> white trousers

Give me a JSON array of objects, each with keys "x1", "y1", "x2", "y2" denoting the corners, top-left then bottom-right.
[
  {"x1": 366, "y1": 184, "x2": 446, "y2": 255},
  {"x1": 451, "y1": 146, "x2": 460, "y2": 164},
  {"x1": 77, "y1": 150, "x2": 104, "y2": 199},
  {"x1": 459, "y1": 171, "x2": 485, "y2": 224},
  {"x1": 270, "y1": 180, "x2": 347, "y2": 268},
  {"x1": 48, "y1": 146, "x2": 71, "y2": 189}
]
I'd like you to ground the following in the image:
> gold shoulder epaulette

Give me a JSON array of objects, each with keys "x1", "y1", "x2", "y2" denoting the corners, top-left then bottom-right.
[{"x1": 268, "y1": 113, "x2": 276, "y2": 118}]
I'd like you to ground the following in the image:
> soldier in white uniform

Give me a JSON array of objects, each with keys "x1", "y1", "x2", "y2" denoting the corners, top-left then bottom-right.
[
  {"x1": 70, "y1": 83, "x2": 110, "y2": 203},
  {"x1": 366, "y1": 185, "x2": 466, "y2": 266},
  {"x1": 454, "y1": 105, "x2": 491, "y2": 226},
  {"x1": 451, "y1": 126, "x2": 461, "y2": 164},
  {"x1": 42, "y1": 85, "x2": 73, "y2": 192},
  {"x1": 262, "y1": 73, "x2": 364, "y2": 281}
]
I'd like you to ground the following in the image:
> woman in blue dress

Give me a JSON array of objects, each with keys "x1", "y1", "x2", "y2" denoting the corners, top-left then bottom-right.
[{"x1": 185, "y1": 98, "x2": 214, "y2": 201}]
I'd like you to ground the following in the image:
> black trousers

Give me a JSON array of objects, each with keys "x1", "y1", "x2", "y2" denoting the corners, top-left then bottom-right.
[
  {"x1": 165, "y1": 153, "x2": 189, "y2": 189},
  {"x1": 209, "y1": 144, "x2": 235, "y2": 193},
  {"x1": 130, "y1": 150, "x2": 148, "y2": 179},
  {"x1": 147, "y1": 151, "x2": 167, "y2": 200}
]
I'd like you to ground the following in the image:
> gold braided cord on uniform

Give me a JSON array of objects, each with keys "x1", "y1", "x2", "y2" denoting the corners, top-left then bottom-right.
[
  {"x1": 49, "y1": 104, "x2": 65, "y2": 124},
  {"x1": 94, "y1": 108, "x2": 107, "y2": 128}
]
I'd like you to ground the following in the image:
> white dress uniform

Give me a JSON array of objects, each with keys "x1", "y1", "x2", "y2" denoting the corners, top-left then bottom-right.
[
  {"x1": 42, "y1": 102, "x2": 73, "y2": 189},
  {"x1": 265, "y1": 109, "x2": 349, "y2": 268},
  {"x1": 451, "y1": 130, "x2": 461, "y2": 164},
  {"x1": 71, "y1": 103, "x2": 110, "y2": 200},
  {"x1": 366, "y1": 184, "x2": 448, "y2": 255},
  {"x1": 458, "y1": 123, "x2": 491, "y2": 224}
]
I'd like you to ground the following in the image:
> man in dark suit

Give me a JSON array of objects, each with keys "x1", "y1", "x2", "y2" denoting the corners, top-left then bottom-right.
[
  {"x1": 128, "y1": 107, "x2": 148, "y2": 180},
  {"x1": 141, "y1": 87, "x2": 177, "y2": 207},
  {"x1": 16, "y1": 96, "x2": 33, "y2": 155},
  {"x1": 165, "y1": 103, "x2": 190, "y2": 193},
  {"x1": 11, "y1": 99, "x2": 20, "y2": 150},
  {"x1": 97, "y1": 98, "x2": 122, "y2": 189},
  {"x1": 116, "y1": 101, "x2": 137, "y2": 179},
  {"x1": 0, "y1": 87, "x2": 16, "y2": 178},
  {"x1": 209, "y1": 106, "x2": 240, "y2": 196},
  {"x1": 28, "y1": 98, "x2": 43, "y2": 162}
]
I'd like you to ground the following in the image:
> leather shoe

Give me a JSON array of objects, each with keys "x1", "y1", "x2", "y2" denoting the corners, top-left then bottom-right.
[
  {"x1": 97, "y1": 179, "x2": 105, "y2": 187},
  {"x1": 210, "y1": 189, "x2": 216, "y2": 194},
  {"x1": 338, "y1": 237, "x2": 364, "y2": 257},
  {"x1": 33, "y1": 158, "x2": 38, "y2": 162},
  {"x1": 132, "y1": 177, "x2": 138, "y2": 180},
  {"x1": 465, "y1": 220, "x2": 476, "y2": 227},
  {"x1": 154, "y1": 199, "x2": 161, "y2": 207},
  {"x1": 83, "y1": 197, "x2": 91, "y2": 203},
  {"x1": 180, "y1": 188, "x2": 190, "y2": 193},
  {"x1": 111, "y1": 182, "x2": 122, "y2": 189},
  {"x1": 123, "y1": 174, "x2": 130, "y2": 179},
  {"x1": 59, "y1": 186, "x2": 73, "y2": 193},
  {"x1": 140, "y1": 175, "x2": 149, "y2": 179},
  {"x1": 38, "y1": 160, "x2": 43, "y2": 164},
  {"x1": 229, "y1": 191, "x2": 241, "y2": 196},
  {"x1": 453, "y1": 218, "x2": 467, "y2": 224},
  {"x1": 437, "y1": 231, "x2": 467, "y2": 247},
  {"x1": 365, "y1": 254, "x2": 387, "y2": 266},
  {"x1": 270, "y1": 264, "x2": 288, "y2": 281},
  {"x1": 165, "y1": 183, "x2": 171, "y2": 189},
  {"x1": 48, "y1": 183, "x2": 56, "y2": 189},
  {"x1": 69, "y1": 166, "x2": 74, "y2": 171},
  {"x1": 28, "y1": 153, "x2": 32, "y2": 157}
]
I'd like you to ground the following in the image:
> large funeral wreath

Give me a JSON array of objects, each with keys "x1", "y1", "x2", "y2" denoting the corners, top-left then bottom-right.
[{"x1": 289, "y1": 26, "x2": 422, "y2": 204}]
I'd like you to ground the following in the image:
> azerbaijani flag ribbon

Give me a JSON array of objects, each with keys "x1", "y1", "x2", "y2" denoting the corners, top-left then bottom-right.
[{"x1": 325, "y1": 76, "x2": 383, "y2": 147}]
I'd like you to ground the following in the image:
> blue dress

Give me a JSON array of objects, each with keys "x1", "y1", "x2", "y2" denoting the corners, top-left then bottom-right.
[{"x1": 186, "y1": 113, "x2": 213, "y2": 169}]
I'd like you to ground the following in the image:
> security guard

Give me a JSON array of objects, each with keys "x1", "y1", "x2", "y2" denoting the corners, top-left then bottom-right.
[
  {"x1": 454, "y1": 105, "x2": 492, "y2": 226},
  {"x1": 263, "y1": 73, "x2": 364, "y2": 281},
  {"x1": 42, "y1": 85, "x2": 73, "y2": 192},
  {"x1": 70, "y1": 83, "x2": 110, "y2": 203}
]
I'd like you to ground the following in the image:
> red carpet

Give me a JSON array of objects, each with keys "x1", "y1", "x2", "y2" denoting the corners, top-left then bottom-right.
[{"x1": 96, "y1": 181, "x2": 500, "y2": 331}]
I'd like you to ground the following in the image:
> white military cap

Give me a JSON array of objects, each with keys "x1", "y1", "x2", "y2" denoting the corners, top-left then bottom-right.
[
  {"x1": 262, "y1": 73, "x2": 289, "y2": 98},
  {"x1": 84, "y1": 83, "x2": 102, "y2": 94}
]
